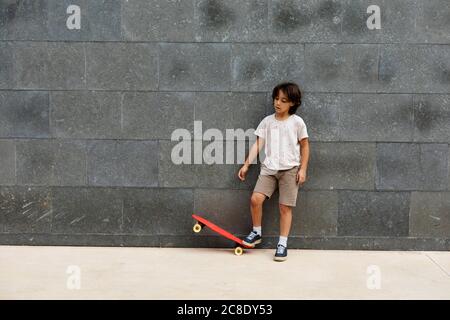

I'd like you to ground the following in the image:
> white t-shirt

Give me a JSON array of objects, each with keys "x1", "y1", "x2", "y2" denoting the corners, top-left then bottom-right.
[{"x1": 254, "y1": 114, "x2": 309, "y2": 175}]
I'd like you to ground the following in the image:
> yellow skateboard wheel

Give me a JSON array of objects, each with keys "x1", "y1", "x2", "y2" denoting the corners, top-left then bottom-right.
[
  {"x1": 234, "y1": 246, "x2": 244, "y2": 256},
  {"x1": 193, "y1": 223, "x2": 202, "y2": 233}
]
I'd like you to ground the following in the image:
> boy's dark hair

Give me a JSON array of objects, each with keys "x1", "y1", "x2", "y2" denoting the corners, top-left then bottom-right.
[{"x1": 272, "y1": 82, "x2": 302, "y2": 115}]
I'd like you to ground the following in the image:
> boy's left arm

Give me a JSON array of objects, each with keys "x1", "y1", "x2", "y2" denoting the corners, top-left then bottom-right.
[{"x1": 296, "y1": 138, "x2": 310, "y2": 185}]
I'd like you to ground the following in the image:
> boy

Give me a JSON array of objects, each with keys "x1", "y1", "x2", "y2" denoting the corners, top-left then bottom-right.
[{"x1": 238, "y1": 82, "x2": 310, "y2": 262}]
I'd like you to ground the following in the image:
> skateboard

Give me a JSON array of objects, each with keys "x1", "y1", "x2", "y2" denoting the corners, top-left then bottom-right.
[{"x1": 192, "y1": 214, "x2": 252, "y2": 256}]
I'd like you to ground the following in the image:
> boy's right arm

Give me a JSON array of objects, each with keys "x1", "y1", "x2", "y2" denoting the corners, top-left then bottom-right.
[{"x1": 238, "y1": 137, "x2": 265, "y2": 181}]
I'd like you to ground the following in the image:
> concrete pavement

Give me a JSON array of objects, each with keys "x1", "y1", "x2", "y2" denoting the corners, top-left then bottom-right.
[{"x1": 0, "y1": 245, "x2": 449, "y2": 299}]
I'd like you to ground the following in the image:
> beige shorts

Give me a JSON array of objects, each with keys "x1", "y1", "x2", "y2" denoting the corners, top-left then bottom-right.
[{"x1": 253, "y1": 166, "x2": 300, "y2": 207}]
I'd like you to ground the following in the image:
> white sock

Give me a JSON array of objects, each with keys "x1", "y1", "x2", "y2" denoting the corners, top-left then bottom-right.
[
  {"x1": 253, "y1": 226, "x2": 262, "y2": 236},
  {"x1": 278, "y1": 236, "x2": 288, "y2": 247}
]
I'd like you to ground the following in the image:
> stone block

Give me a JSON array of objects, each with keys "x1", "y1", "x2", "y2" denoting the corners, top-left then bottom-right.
[
  {"x1": 269, "y1": 0, "x2": 343, "y2": 43},
  {"x1": 340, "y1": 94, "x2": 414, "y2": 142},
  {"x1": 304, "y1": 44, "x2": 378, "y2": 92},
  {"x1": 378, "y1": 45, "x2": 450, "y2": 93},
  {"x1": 231, "y1": 43, "x2": 305, "y2": 92},
  {"x1": 87, "y1": 140, "x2": 158, "y2": 187},
  {"x1": 159, "y1": 43, "x2": 231, "y2": 91},
  {"x1": 301, "y1": 93, "x2": 348, "y2": 142},
  {"x1": 86, "y1": 43, "x2": 158, "y2": 90},
  {"x1": 376, "y1": 143, "x2": 448, "y2": 190},
  {"x1": 123, "y1": 188, "x2": 194, "y2": 236},
  {"x1": 338, "y1": 191, "x2": 410, "y2": 236},
  {"x1": 122, "y1": 0, "x2": 194, "y2": 41},
  {"x1": 51, "y1": 187, "x2": 122, "y2": 234},
  {"x1": 0, "y1": 0, "x2": 48, "y2": 40},
  {"x1": 16, "y1": 139, "x2": 86, "y2": 186},
  {"x1": 195, "y1": 0, "x2": 268, "y2": 42},
  {"x1": 50, "y1": 91, "x2": 121, "y2": 139},
  {"x1": 0, "y1": 186, "x2": 52, "y2": 233},
  {"x1": 410, "y1": 192, "x2": 450, "y2": 237},
  {"x1": 307, "y1": 142, "x2": 376, "y2": 190},
  {"x1": 13, "y1": 42, "x2": 85, "y2": 89},
  {"x1": 0, "y1": 42, "x2": 13, "y2": 89},
  {"x1": 298, "y1": 191, "x2": 338, "y2": 236},
  {"x1": 341, "y1": 0, "x2": 417, "y2": 43},
  {"x1": 413, "y1": 95, "x2": 450, "y2": 142},
  {"x1": 48, "y1": 0, "x2": 122, "y2": 41},
  {"x1": 0, "y1": 140, "x2": 15, "y2": 185},
  {"x1": 122, "y1": 92, "x2": 195, "y2": 140},
  {"x1": 0, "y1": 91, "x2": 50, "y2": 138},
  {"x1": 415, "y1": 0, "x2": 450, "y2": 44}
]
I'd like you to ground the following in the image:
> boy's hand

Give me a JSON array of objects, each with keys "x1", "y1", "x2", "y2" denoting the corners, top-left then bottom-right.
[
  {"x1": 296, "y1": 168, "x2": 307, "y2": 185},
  {"x1": 238, "y1": 165, "x2": 249, "y2": 181}
]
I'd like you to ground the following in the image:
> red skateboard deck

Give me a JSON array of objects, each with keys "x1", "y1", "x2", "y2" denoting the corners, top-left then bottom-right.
[{"x1": 192, "y1": 214, "x2": 252, "y2": 255}]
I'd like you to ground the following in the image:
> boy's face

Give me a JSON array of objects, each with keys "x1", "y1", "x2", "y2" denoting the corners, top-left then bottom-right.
[{"x1": 273, "y1": 90, "x2": 294, "y2": 115}]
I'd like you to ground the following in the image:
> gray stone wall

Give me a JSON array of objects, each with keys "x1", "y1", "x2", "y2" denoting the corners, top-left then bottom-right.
[{"x1": 0, "y1": 0, "x2": 449, "y2": 250}]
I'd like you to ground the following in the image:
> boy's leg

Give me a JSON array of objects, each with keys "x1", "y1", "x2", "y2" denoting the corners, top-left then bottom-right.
[
  {"x1": 243, "y1": 192, "x2": 266, "y2": 247},
  {"x1": 274, "y1": 204, "x2": 291, "y2": 261},
  {"x1": 250, "y1": 192, "x2": 266, "y2": 228},
  {"x1": 251, "y1": 174, "x2": 277, "y2": 228},
  {"x1": 244, "y1": 174, "x2": 276, "y2": 247},
  {"x1": 274, "y1": 167, "x2": 299, "y2": 261},
  {"x1": 279, "y1": 204, "x2": 292, "y2": 237},
  {"x1": 278, "y1": 166, "x2": 300, "y2": 237}
]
